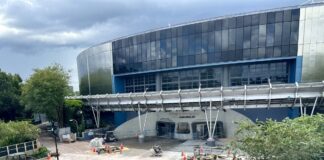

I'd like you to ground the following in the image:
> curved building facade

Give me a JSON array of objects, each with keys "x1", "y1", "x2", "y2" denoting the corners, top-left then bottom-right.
[{"x1": 77, "y1": 3, "x2": 324, "y2": 131}]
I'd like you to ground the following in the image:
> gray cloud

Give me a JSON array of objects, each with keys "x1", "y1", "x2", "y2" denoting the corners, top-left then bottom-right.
[{"x1": 0, "y1": 0, "x2": 305, "y2": 91}]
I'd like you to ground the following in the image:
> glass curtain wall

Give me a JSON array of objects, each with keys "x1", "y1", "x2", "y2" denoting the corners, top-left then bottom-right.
[{"x1": 112, "y1": 9, "x2": 299, "y2": 75}]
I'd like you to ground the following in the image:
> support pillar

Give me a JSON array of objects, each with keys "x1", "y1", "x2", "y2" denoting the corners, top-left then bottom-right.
[
  {"x1": 204, "y1": 101, "x2": 217, "y2": 146},
  {"x1": 137, "y1": 103, "x2": 148, "y2": 143}
]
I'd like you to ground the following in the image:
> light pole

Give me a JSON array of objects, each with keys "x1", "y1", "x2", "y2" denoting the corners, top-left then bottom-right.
[
  {"x1": 69, "y1": 119, "x2": 79, "y2": 137},
  {"x1": 51, "y1": 122, "x2": 59, "y2": 160}
]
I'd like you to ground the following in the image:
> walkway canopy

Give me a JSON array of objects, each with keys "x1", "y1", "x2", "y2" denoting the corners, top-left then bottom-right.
[{"x1": 66, "y1": 82, "x2": 324, "y2": 112}]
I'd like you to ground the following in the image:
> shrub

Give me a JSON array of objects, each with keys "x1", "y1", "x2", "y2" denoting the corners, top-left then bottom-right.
[
  {"x1": 0, "y1": 121, "x2": 40, "y2": 147},
  {"x1": 31, "y1": 146, "x2": 49, "y2": 159},
  {"x1": 231, "y1": 114, "x2": 324, "y2": 160}
]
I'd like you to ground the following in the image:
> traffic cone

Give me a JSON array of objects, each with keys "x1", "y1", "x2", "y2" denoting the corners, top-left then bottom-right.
[
  {"x1": 92, "y1": 147, "x2": 96, "y2": 153},
  {"x1": 182, "y1": 153, "x2": 187, "y2": 160},
  {"x1": 227, "y1": 149, "x2": 231, "y2": 157},
  {"x1": 47, "y1": 153, "x2": 52, "y2": 160},
  {"x1": 120, "y1": 143, "x2": 124, "y2": 154}
]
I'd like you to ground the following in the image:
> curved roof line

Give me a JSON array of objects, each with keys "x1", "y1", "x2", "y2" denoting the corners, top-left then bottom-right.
[{"x1": 80, "y1": 2, "x2": 324, "y2": 56}]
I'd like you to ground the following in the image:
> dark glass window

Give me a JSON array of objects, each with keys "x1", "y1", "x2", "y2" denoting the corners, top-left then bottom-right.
[
  {"x1": 215, "y1": 31, "x2": 222, "y2": 52},
  {"x1": 283, "y1": 10, "x2": 291, "y2": 22},
  {"x1": 229, "y1": 29, "x2": 236, "y2": 50},
  {"x1": 281, "y1": 45, "x2": 289, "y2": 56},
  {"x1": 243, "y1": 49, "x2": 250, "y2": 60},
  {"x1": 243, "y1": 26, "x2": 251, "y2": 49},
  {"x1": 266, "y1": 47, "x2": 273, "y2": 58},
  {"x1": 236, "y1": 16, "x2": 244, "y2": 28},
  {"x1": 228, "y1": 17, "x2": 236, "y2": 29},
  {"x1": 259, "y1": 13, "x2": 267, "y2": 25},
  {"x1": 177, "y1": 122, "x2": 190, "y2": 134},
  {"x1": 243, "y1": 15, "x2": 252, "y2": 27},
  {"x1": 291, "y1": 9, "x2": 300, "y2": 21},
  {"x1": 258, "y1": 47, "x2": 266, "y2": 58},
  {"x1": 251, "y1": 26, "x2": 259, "y2": 48},
  {"x1": 221, "y1": 30, "x2": 228, "y2": 51},
  {"x1": 202, "y1": 22, "x2": 208, "y2": 32},
  {"x1": 267, "y1": 12, "x2": 276, "y2": 24},
  {"x1": 266, "y1": 23, "x2": 275, "y2": 46},
  {"x1": 290, "y1": 21, "x2": 299, "y2": 44},
  {"x1": 208, "y1": 32, "x2": 215, "y2": 53},
  {"x1": 274, "y1": 46, "x2": 281, "y2": 57},
  {"x1": 282, "y1": 22, "x2": 291, "y2": 45},
  {"x1": 289, "y1": 45, "x2": 298, "y2": 56},
  {"x1": 275, "y1": 11, "x2": 283, "y2": 22},
  {"x1": 236, "y1": 28, "x2": 243, "y2": 49},
  {"x1": 215, "y1": 20, "x2": 222, "y2": 31},
  {"x1": 251, "y1": 14, "x2": 259, "y2": 26},
  {"x1": 274, "y1": 23, "x2": 283, "y2": 46},
  {"x1": 222, "y1": 19, "x2": 229, "y2": 29}
]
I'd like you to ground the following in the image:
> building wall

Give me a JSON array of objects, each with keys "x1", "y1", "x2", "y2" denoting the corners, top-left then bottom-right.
[
  {"x1": 77, "y1": 42, "x2": 113, "y2": 95},
  {"x1": 298, "y1": 5, "x2": 324, "y2": 82},
  {"x1": 113, "y1": 110, "x2": 250, "y2": 139},
  {"x1": 112, "y1": 8, "x2": 300, "y2": 75}
]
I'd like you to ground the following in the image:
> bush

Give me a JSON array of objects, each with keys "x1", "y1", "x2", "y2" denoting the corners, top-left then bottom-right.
[
  {"x1": 31, "y1": 146, "x2": 49, "y2": 159},
  {"x1": 0, "y1": 121, "x2": 40, "y2": 147},
  {"x1": 231, "y1": 114, "x2": 324, "y2": 160}
]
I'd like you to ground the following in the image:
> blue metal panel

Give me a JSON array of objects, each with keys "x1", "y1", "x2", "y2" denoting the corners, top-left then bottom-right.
[
  {"x1": 233, "y1": 107, "x2": 296, "y2": 122},
  {"x1": 295, "y1": 56, "x2": 303, "y2": 82},
  {"x1": 288, "y1": 107, "x2": 300, "y2": 118},
  {"x1": 112, "y1": 76, "x2": 125, "y2": 93},
  {"x1": 289, "y1": 59, "x2": 296, "y2": 83},
  {"x1": 112, "y1": 76, "x2": 127, "y2": 126}
]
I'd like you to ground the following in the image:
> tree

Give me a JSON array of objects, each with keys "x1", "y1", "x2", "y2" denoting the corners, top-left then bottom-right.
[
  {"x1": 231, "y1": 114, "x2": 324, "y2": 160},
  {"x1": 64, "y1": 99, "x2": 85, "y2": 134},
  {"x1": 0, "y1": 69, "x2": 24, "y2": 121},
  {"x1": 0, "y1": 121, "x2": 40, "y2": 147},
  {"x1": 21, "y1": 65, "x2": 70, "y2": 127}
]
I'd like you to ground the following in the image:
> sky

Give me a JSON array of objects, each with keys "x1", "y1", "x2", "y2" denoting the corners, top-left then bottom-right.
[{"x1": 0, "y1": 0, "x2": 306, "y2": 91}]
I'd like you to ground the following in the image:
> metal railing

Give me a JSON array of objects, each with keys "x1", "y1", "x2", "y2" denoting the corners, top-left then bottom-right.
[{"x1": 0, "y1": 140, "x2": 38, "y2": 158}]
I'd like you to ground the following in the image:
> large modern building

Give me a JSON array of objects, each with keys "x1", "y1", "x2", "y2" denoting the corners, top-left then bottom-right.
[{"x1": 76, "y1": 3, "x2": 324, "y2": 140}]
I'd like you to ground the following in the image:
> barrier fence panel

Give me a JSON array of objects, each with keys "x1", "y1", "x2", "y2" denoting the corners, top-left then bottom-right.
[{"x1": 0, "y1": 140, "x2": 37, "y2": 158}]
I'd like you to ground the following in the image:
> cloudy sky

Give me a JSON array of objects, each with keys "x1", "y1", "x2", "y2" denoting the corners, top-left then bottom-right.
[{"x1": 0, "y1": 0, "x2": 306, "y2": 91}]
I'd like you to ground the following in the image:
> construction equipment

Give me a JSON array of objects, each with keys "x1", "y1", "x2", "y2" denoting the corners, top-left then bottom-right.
[
  {"x1": 151, "y1": 144, "x2": 162, "y2": 157},
  {"x1": 104, "y1": 131, "x2": 118, "y2": 142}
]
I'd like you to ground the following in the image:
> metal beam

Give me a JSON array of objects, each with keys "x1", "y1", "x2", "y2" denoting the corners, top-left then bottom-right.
[
  {"x1": 311, "y1": 97, "x2": 318, "y2": 116},
  {"x1": 67, "y1": 82, "x2": 324, "y2": 112}
]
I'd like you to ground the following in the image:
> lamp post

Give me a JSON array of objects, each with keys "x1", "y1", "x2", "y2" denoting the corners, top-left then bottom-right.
[
  {"x1": 51, "y1": 122, "x2": 59, "y2": 160},
  {"x1": 70, "y1": 119, "x2": 79, "y2": 137}
]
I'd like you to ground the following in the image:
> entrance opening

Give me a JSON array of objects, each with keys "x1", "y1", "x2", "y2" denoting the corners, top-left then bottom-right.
[
  {"x1": 156, "y1": 121, "x2": 175, "y2": 138},
  {"x1": 192, "y1": 121, "x2": 225, "y2": 139}
]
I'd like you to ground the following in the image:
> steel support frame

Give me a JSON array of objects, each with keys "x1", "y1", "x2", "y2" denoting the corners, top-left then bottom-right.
[{"x1": 137, "y1": 103, "x2": 148, "y2": 136}]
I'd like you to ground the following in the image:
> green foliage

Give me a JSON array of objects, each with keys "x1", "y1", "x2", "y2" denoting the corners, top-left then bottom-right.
[
  {"x1": 232, "y1": 114, "x2": 324, "y2": 160},
  {"x1": 31, "y1": 146, "x2": 49, "y2": 159},
  {"x1": 64, "y1": 99, "x2": 83, "y2": 109},
  {"x1": 64, "y1": 99, "x2": 86, "y2": 134},
  {"x1": 0, "y1": 121, "x2": 40, "y2": 147},
  {"x1": 21, "y1": 64, "x2": 70, "y2": 127},
  {"x1": 0, "y1": 69, "x2": 24, "y2": 121}
]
